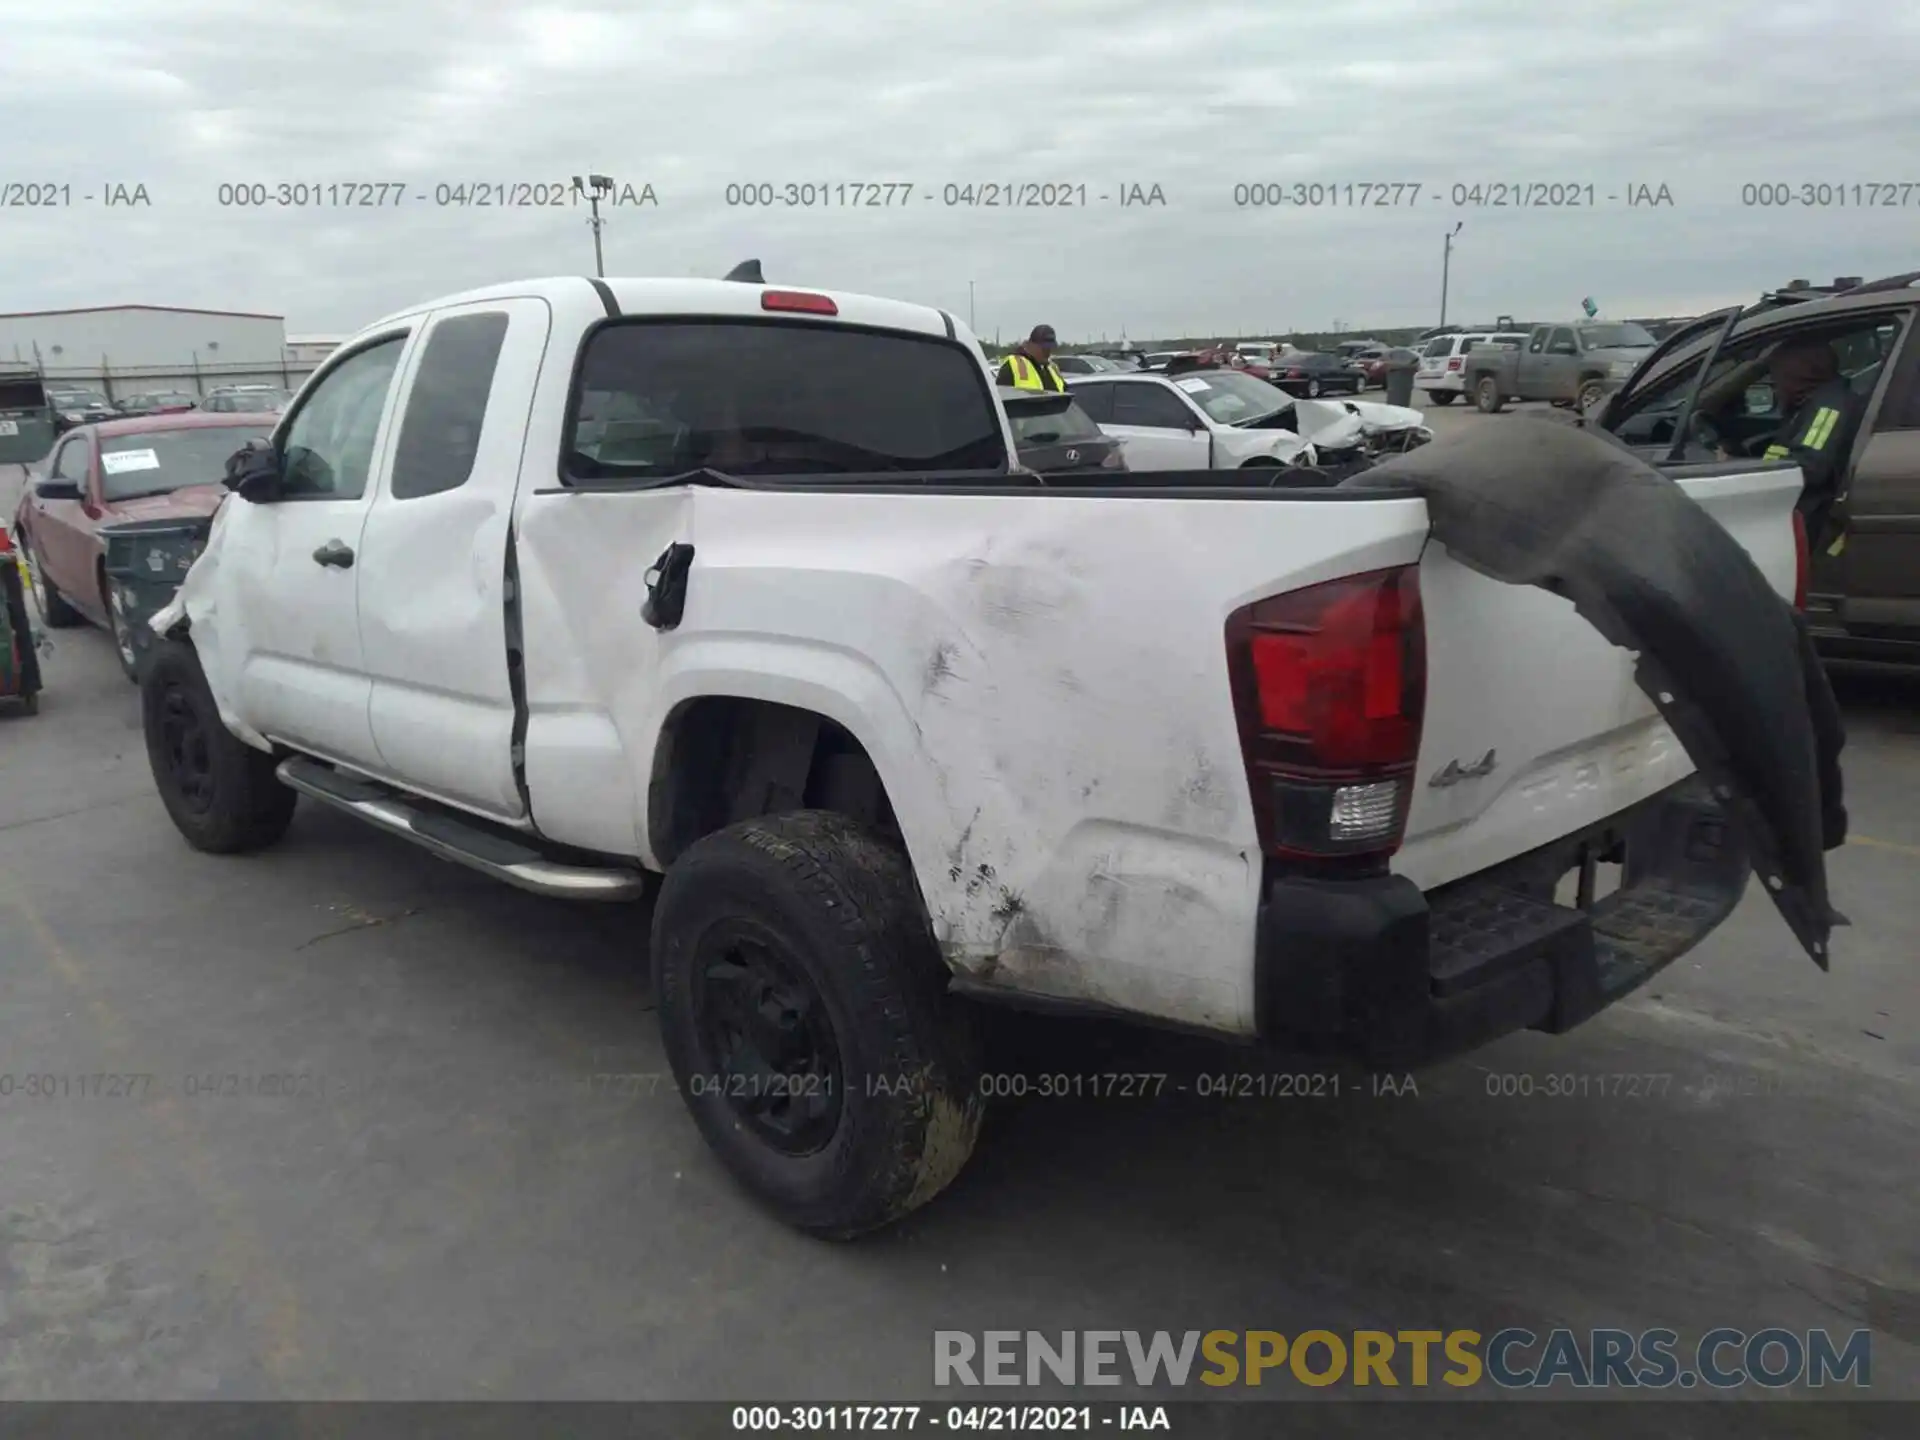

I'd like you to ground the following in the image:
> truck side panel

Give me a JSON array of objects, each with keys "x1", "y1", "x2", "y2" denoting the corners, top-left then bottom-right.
[{"x1": 512, "y1": 487, "x2": 1433, "y2": 1035}]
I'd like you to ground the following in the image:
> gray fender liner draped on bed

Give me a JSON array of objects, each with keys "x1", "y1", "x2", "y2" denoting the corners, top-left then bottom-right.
[{"x1": 1344, "y1": 420, "x2": 1846, "y2": 967}]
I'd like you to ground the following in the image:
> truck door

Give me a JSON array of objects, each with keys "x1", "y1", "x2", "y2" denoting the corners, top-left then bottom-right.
[
  {"x1": 356, "y1": 297, "x2": 551, "y2": 821},
  {"x1": 1543, "y1": 327, "x2": 1580, "y2": 399},
  {"x1": 219, "y1": 330, "x2": 413, "y2": 766},
  {"x1": 1834, "y1": 319, "x2": 1920, "y2": 634},
  {"x1": 1516, "y1": 329, "x2": 1550, "y2": 395}
]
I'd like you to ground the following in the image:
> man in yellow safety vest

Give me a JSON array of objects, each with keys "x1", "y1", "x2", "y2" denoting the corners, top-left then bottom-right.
[
  {"x1": 1758, "y1": 337, "x2": 1864, "y2": 556},
  {"x1": 996, "y1": 325, "x2": 1066, "y2": 391}
]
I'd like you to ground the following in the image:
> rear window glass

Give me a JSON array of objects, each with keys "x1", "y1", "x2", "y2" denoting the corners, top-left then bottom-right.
[
  {"x1": 566, "y1": 319, "x2": 1008, "y2": 481},
  {"x1": 1006, "y1": 397, "x2": 1104, "y2": 445},
  {"x1": 98, "y1": 425, "x2": 273, "y2": 500}
]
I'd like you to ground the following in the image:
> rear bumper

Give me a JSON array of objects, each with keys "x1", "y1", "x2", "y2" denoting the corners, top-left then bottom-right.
[{"x1": 1255, "y1": 778, "x2": 1749, "y2": 1068}]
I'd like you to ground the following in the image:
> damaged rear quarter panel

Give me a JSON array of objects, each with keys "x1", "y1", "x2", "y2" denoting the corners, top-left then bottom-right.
[{"x1": 597, "y1": 487, "x2": 1430, "y2": 1035}]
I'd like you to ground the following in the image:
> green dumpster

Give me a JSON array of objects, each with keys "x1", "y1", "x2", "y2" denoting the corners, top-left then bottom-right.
[
  {"x1": 100, "y1": 516, "x2": 214, "y2": 682},
  {"x1": 0, "y1": 373, "x2": 58, "y2": 466}
]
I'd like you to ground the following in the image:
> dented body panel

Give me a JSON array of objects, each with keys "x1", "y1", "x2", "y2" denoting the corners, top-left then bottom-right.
[{"x1": 154, "y1": 273, "x2": 1810, "y2": 1041}]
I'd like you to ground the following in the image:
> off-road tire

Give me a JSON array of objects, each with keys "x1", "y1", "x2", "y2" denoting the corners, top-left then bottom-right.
[
  {"x1": 141, "y1": 639, "x2": 297, "y2": 853},
  {"x1": 652, "y1": 809, "x2": 985, "y2": 1238},
  {"x1": 1475, "y1": 376, "x2": 1506, "y2": 413},
  {"x1": 20, "y1": 539, "x2": 81, "y2": 628}
]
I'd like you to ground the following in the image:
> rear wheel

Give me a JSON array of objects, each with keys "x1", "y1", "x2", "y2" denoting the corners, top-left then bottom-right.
[
  {"x1": 1475, "y1": 376, "x2": 1505, "y2": 413},
  {"x1": 142, "y1": 639, "x2": 297, "y2": 853},
  {"x1": 652, "y1": 810, "x2": 985, "y2": 1238},
  {"x1": 1425, "y1": 390, "x2": 1457, "y2": 405},
  {"x1": 1306, "y1": 379, "x2": 1322, "y2": 398},
  {"x1": 20, "y1": 538, "x2": 81, "y2": 628}
]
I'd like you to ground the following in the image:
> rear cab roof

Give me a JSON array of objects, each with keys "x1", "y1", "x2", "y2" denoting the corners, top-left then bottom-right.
[{"x1": 356, "y1": 276, "x2": 964, "y2": 346}]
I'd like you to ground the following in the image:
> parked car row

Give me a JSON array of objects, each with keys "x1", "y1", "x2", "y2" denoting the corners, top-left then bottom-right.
[{"x1": 43, "y1": 383, "x2": 293, "y2": 432}]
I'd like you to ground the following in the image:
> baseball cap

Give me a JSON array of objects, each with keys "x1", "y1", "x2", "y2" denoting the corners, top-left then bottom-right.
[{"x1": 1029, "y1": 324, "x2": 1057, "y2": 345}]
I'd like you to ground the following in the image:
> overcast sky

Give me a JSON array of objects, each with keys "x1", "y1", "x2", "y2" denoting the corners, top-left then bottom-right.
[{"x1": 3, "y1": 0, "x2": 1917, "y2": 343}]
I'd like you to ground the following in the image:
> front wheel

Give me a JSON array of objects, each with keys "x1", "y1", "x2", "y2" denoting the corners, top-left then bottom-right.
[
  {"x1": 20, "y1": 538, "x2": 81, "y2": 629},
  {"x1": 103, "y1": 574, "x2": 139, "y2": 683},
  {"x1": 1577, "y1": 379, "x2": 1607, "y2": 415},
  {"x1": 142, "y1": 639, "x2": 298, "y2": 853},
  {"x1": 652, "y1": 810, "x2": 985, "y2": 1238},
  {"x1": 1474, "y1": 376, "x2": 1506, "y2": 413}
]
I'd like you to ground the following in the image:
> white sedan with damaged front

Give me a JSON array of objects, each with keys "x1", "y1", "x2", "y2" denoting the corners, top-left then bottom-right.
[{"x1": 1066, "y1": 368, "x2": 1430, "y2": 473}]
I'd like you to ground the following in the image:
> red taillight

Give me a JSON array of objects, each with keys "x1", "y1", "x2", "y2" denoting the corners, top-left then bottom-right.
[
  {"x1": 1287, "y1": 368, "x2": 1304, "y2": 379},
  {"x1": 761, "y1": 289, "x2": 838, "y2": 316},
  {"x1": 1446, "y1": 357, "x2": 1462, "y2": 371},
  {"x1": 1791, "y1": 509, "x2": 1809, "y2": 610},
  {"x1": 1227, "y1": 566, "x2": 1426, "y2": 860},
  {"x1": 1100, "y1": 445, "x2": 1125, "y2": 469},
  {"x1": 0, "y1": 527, "x2": 12, "y2": 556}
]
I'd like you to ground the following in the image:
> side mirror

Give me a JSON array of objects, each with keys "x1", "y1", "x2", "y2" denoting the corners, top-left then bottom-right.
[
  {"x1": 224, "y1": 438, "x2": 284, "y2": 502},
  {"x1": 34, "y1": 478, "x2": 84, "y2": 502}
]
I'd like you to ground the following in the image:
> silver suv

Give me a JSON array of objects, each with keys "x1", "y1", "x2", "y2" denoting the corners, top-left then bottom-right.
[{"x1": 1415, "y1": 331, "x2": 1527, "y2": 404}]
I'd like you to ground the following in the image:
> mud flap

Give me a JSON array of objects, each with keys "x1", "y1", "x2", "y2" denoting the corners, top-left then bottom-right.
[{"x1": 1346, "y1": 420, "x2": 1846, "y2": 967}]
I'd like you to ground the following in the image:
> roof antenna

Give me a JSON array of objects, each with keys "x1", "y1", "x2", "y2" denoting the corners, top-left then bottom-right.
[{"x1": 723, "y1": 259, "x2": 764, "y2": 283}]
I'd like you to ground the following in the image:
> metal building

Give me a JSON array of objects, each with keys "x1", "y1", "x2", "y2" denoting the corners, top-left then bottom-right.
[
  {"x1": 0, "y1": 304, "x2": 293, "y2": 400},
  {"x1": 283, "y1": 334, "x2": 345, "y2": 366}
]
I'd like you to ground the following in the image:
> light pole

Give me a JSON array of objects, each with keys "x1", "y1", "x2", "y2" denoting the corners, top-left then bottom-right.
[
  {"x1": 1440, "y1": 221, "x2": 1463, "y2": 329},
  {"x1": 572, "y1": 174, "x2": 614, "y2": 276}
]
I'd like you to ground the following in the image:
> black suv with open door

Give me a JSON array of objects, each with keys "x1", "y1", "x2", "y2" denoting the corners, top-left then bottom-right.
[{"x1": 1594, "y1": 271, "x2": 1920, "y2": 669}]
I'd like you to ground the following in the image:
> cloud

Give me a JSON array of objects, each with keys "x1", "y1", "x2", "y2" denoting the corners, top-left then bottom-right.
[{"x1": 1, "y1": 0, "x2": 1915, "y2": 341}]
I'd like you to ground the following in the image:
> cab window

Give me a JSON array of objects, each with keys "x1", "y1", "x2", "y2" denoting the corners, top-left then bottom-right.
[{"x1": 280, "y1": 336, "x2": 408, "y2": 499}]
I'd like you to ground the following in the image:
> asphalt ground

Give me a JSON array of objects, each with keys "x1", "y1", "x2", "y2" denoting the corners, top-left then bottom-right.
[{"x1": 1, "y1": 417, "x2": 1916, "y2": 1415}]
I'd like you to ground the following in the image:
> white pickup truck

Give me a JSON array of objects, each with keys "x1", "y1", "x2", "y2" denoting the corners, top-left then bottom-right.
[{"x1": 143, "y1": 272, "x2": 1837, "y2": 1238}]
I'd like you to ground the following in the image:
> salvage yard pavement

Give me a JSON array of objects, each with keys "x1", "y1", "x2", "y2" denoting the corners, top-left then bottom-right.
[{"x1": 1, "y1": 421, "x2": 1917, "y2": 1403}]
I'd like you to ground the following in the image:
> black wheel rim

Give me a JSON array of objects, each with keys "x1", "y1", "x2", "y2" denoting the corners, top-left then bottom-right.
[
  {"x1": 690, "y1": 918, "x2": 844, "y2": 1155},
  {"x1": 157, "y1": 684, "x2": 215, "y2": 813}
]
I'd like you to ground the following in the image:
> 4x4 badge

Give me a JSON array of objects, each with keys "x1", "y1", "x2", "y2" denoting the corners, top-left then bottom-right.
[{"x1": 1429, "y1": 749, "x2": 1498, "y2": 788}]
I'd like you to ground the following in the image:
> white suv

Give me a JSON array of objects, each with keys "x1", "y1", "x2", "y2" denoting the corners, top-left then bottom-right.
[{"x1": 1415, "y1": 331, "x2": 1527, "y2": 403}]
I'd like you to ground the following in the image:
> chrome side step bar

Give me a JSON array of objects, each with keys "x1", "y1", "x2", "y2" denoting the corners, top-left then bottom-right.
[{"x1": 276, "y1": 756, "x2": 650, "y2": 901}]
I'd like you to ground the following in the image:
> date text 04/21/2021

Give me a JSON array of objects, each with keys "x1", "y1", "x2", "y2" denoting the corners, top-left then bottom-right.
[
  {"x1": 1230, "y1": 181, "x2": 1675, "y2": 208},
  {"x1": 210, "y1": 181, "x2": 660, "y2": 208},
  {"x1": 721, "y1": 182, "x2": 1167, "y2": 208},
  {"x1": 730, "y1": 1405, "x2": 1171, "y2": 1432}
]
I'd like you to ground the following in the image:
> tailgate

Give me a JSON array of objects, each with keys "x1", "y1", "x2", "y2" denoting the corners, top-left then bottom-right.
[{"x1": 1394, "y1": 465, "x2": 1802, "y2": 892}]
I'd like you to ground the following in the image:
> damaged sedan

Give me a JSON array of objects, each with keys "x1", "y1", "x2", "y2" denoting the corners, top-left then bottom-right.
[{"x1": 1068, "y1": 367, "x2": 1430, "y2": 472}]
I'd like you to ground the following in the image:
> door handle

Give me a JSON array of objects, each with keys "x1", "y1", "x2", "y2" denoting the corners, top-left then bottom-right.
[{"x1": 312, "y1": 539, "x2": 355, "y2": 569}]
